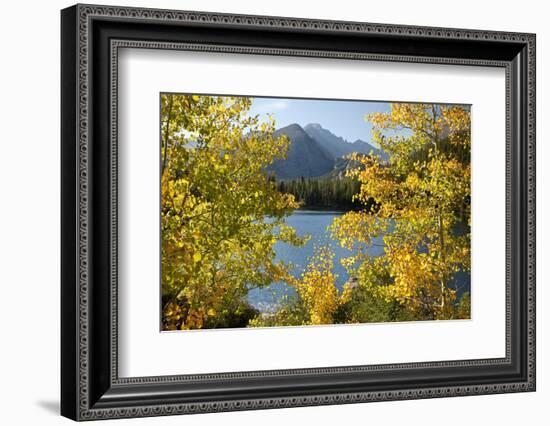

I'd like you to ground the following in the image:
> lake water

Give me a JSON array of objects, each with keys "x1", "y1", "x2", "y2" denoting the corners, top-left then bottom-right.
[
  {"x1": 247, "y1": 210, "x2": 471, "y2": 313},
  {"x1": 247, "y1": 210, "x2": 384, "y2": 312}
]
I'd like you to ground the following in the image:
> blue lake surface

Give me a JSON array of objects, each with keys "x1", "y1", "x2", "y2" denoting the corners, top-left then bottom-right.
[
  {"x1": 247, "y1": 210, "x2": 384, "y2": 312},
  {"x1": 247, "y1": 210, "x2": 470, "y2": 313}
]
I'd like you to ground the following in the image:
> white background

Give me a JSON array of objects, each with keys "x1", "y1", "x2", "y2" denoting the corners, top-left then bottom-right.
[
  {"x1": 0, "y1": 0, "x2": 547, "y2": 425},
  {"x1": 119, "y1": 49, "x2": 505, "y2": 376}
]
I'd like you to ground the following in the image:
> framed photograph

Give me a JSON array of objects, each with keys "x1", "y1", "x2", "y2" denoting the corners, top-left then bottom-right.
[{"x1": 61, "y1": 4, "x2": 536, "y2": 421}]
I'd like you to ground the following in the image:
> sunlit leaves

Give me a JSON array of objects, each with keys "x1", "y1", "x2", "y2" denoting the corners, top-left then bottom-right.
[
  {"x1": 333, "y1": 103, "x2": 471, "y2": 320},
  {"x1": 287, "y1": 247, "x2": 340, "y2": 325},
  {"x1": 161, "y1": 94, "x2": 303, "y2": 330},
  {"x1": 253, "y1": 247, "x2": 352, "y2": 327},
  {"x1": 161, "y1": 97, "x2": 472, "y2": 329}
]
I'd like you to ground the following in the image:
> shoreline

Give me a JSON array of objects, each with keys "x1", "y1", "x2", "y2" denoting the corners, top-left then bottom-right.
[{"x1": 295, "y1": 206, "x2": 357, "y2": 213}]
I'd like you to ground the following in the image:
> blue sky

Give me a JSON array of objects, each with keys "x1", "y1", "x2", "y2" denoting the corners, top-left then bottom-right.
[{"x1": 248, "y1": 97, "x2": 391, "y2": 144}]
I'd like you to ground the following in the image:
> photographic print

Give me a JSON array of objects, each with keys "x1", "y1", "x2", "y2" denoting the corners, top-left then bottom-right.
[{"x1": 160, "y1": 94, "x2": 472, "y2": 331}]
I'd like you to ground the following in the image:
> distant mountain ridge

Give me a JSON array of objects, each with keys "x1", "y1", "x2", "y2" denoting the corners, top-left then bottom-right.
[
  {"x1": 268, "y1": 123, "x2": 387, "y2": 180},
  {"x1": 304, "y1": 123, "x2": 387, "y2": 161},
  {"x1": 268, "y1": 124, "x2": 334, "y2": 179}
]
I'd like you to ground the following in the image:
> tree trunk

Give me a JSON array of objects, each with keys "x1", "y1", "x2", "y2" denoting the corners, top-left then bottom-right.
[
  {"x1": 438, "y1": 210, "x2": 446, "y2": 312},
  {"x1": 161, "y1": 95, "x2": 173, "y2": 176}
]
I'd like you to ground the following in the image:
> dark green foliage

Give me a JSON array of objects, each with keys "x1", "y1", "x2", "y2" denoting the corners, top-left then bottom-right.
[
  {"x1": 249, "y1": 297, "x2": 310, "y2": 327},
  {"x1": 334, "y1": 286, "x2": 393, "y2": 323},
  {"x1": 203, "y1": 301, "x2": 260, "y2": 329},
  {"x1": 453, "y1": 292, "x2": 471, "y2": 320},
  {"x1": 334, "y1": 285, "x2": 471, "y2": 324},
  {"x1": 334, "y1": 285, "x2": 416, "y2": 324},
  {"x1": 277, "y1": 177, "x2": 374, "y2": 211},
  {"x1": 162, "y1": 294, "x2": 259, "y2": 329}
]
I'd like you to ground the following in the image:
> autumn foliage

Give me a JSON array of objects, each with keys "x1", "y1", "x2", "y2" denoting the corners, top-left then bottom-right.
[
  {"x1": 161, "y1": 95, "x2": 303, "y2": 330},
  {"x1": 161, "y1": 96, "x2": 471, "y2": 330},
  {"x1": 332, "y1": 103, "x2": 471, "y2": 320}
]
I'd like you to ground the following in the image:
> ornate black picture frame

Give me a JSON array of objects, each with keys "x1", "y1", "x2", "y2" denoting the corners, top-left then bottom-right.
[{"x1": 61, "y1": 4, "x2": 536, "y2": 421}]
